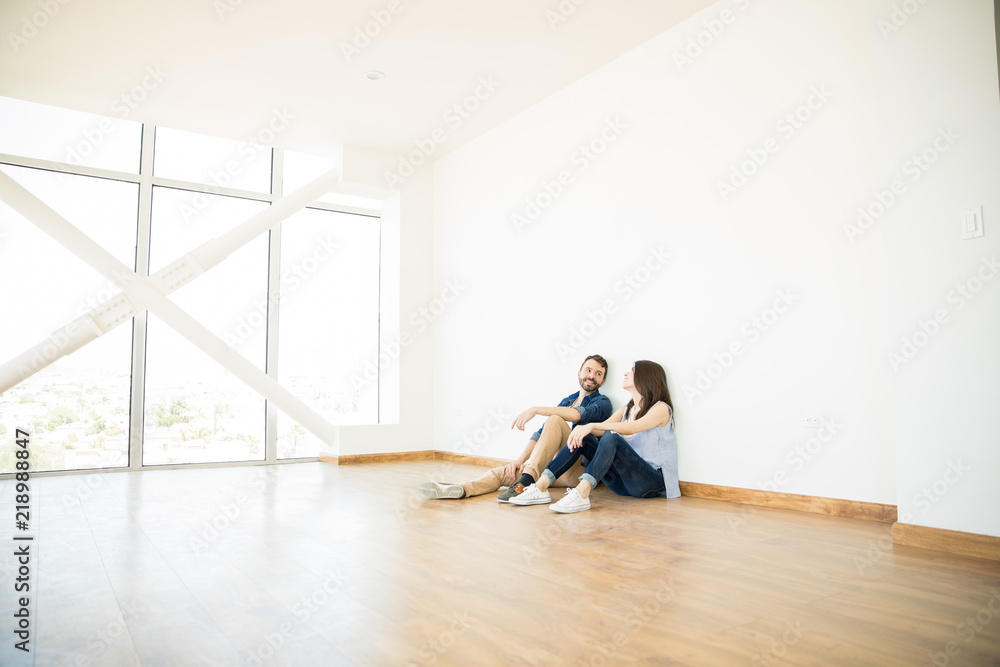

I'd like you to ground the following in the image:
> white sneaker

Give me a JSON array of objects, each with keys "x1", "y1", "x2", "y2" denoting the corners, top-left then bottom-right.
[
  {"x1": 509, "y1": 483, "x2": 551, "y2": 505},
  {"x1": 550, "y1": 488, "x2": 591, "y2": 513}
]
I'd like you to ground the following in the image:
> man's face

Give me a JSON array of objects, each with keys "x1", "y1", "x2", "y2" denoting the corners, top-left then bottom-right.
[{"x1": 578, "y1": 359, "x2": 607, "y2": 393}]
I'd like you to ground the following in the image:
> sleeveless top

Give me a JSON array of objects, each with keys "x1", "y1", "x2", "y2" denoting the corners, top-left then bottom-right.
[{"x1": 621, "y1": 401, "x2": 681, "y2": 498}]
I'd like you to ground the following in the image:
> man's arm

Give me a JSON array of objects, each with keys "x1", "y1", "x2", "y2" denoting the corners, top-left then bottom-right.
[
  {"x1": 511, "y1": 405, "x2": 582, "y2": 431},
  {"x1": 574, "y1": 394, "x2": 613, "y2": 425}
]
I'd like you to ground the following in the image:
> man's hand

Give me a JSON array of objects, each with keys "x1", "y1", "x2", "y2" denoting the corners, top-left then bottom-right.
[
  {"x1": 567, "y1": 424, "x2": 594, "y2": 451},
  {"x1": 511, "y1": 408, "x2": 538, "y2": 431},
  {"x1": 502, "y1": 461, "x2": 524, "y2": 481}
]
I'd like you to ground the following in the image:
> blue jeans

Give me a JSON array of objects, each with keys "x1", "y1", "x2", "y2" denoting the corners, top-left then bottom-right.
[{"x1": 544, "y1": 431, "x2": 665, "y2": 498}]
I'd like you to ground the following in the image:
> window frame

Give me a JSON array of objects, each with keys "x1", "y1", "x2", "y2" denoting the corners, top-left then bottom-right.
[{"x1": 0, "y1": 112, "x2": 383, "y2": 477}]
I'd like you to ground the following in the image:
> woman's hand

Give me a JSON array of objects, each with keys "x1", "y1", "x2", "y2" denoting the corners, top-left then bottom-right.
[{"x1": 567, "y1": 424, "x2": 594, "y2": 451}]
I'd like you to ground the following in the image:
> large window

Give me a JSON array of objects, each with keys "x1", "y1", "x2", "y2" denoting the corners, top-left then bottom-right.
[
  {"x1": 0, "y1": 167, "x2": 136, "y2": 474},
  {"x1": 143, "y1": 189, "x2": 270, "y2": 465},
  {"x1": 276, "y1": 208, "x2": 381, "y2": 458},
  {"x1": 0, "y1": 95, "x2": 384, "y2": 474}
]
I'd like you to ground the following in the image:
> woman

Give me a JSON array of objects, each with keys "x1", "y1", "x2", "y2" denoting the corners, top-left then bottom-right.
[{"x1": 510, "y1": 360, "x2": 680, "y2": 513}]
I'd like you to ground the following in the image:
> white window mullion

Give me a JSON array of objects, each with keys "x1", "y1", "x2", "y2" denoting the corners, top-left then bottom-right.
[
  {"x1": 264, "y1": 148, "x2": 283, "y2": 463},
  {"x1": 128, "y1": 124, "x2": 156, "y2": 470}
]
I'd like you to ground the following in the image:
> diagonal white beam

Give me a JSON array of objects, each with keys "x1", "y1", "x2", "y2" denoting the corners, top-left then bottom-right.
[{"x1": 0, "y1": 167, "x2": 342, "y2": 446}]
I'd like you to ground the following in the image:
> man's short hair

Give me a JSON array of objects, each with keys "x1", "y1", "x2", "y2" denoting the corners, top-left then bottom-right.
[{"x1": 580, "y1": 354, "x2": 608, "y2": 376}]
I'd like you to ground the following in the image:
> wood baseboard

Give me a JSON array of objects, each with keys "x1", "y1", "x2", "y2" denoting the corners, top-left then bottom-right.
[
  {"x1": 328, "y1": 455, "x2": 894, "y2": 523},
  {"x1": 330, "y1": 450, "x2": 508, "y2": 467},
  {"x1": 892, "y1": 522, "x2": 1000, "y2": 561},
  {"x1": 431, "y1": 451, "x2": 509, "y2": 468},
  {"x1": 334, "y1": 450, "x2": 435, "y2": 465},
  {"x1": 679, "y1": 481, "x2": 898, "y2": 523}
]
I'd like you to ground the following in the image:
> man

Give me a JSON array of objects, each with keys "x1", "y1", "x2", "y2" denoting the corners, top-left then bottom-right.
[{"x1": 418, "y1": 354, "x2": 612, "y2": 503}]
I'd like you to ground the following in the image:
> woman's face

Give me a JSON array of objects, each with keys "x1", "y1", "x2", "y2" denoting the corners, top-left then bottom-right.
[{"x1": 623, "y1": 366, "x2": 635, "y2": 390}]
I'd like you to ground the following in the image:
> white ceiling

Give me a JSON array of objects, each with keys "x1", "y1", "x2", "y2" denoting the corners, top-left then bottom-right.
[{"x1": 0, "y1": 0, "x2": 716, "y2": 158}]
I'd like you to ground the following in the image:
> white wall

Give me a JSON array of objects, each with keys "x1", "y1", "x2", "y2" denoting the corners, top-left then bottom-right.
[
  {"x1": 870, "y1": 0, "x2": 1000, "y2": 537},
  {"x1": 429, "y1": 0, "x2": 1000, "y2": 536},
  {"x1": 338, "y1": 163, "x2": 437, "y2": 455}
]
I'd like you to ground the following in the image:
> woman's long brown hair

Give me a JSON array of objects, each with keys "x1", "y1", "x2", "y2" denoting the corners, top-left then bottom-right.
[{"x1": 626, "y1": 360, "x2": 673, "y2": 421}]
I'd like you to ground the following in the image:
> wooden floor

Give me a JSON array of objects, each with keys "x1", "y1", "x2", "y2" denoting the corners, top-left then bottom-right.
[{"x1": 1, "y1": 460, "x2": 999, "y2": 666}]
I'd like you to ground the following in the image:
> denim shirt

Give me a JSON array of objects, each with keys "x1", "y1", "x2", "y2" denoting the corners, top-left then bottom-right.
[{"x1": 529, "y1": 390, "x2": 613, "y2": 442}]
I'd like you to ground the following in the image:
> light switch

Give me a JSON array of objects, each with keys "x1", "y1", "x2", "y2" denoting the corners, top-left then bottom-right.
[{"x1": 962, "y1": 206, "x2": 984, "y2": 240}]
